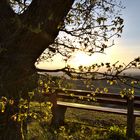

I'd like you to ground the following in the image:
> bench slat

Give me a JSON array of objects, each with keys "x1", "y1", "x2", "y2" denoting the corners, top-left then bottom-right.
[
  {"x1": 56, "y1": 93, "x2": 140, "y2": 108},
  {"x1": 57, "y1": 101, "x2": 140, "y2": 117},
  {"x1": 55, "y1": 89, "x2": 140, "y2": 100}
]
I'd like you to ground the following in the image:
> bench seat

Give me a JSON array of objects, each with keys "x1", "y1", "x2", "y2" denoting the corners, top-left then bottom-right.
[{"x1": 57, "y1": 101, "x2": 140, "y2": 117}]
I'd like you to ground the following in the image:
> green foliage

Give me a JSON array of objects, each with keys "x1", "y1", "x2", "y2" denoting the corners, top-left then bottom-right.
[
  {"x1": 107, "y1": 125, "x2": 126, "y2": 140},
  {"x1": 37, "y1": 74, "x2": 75, "y2": 96},
  {"x1": 27, "y1": 117, "x2": 132, "y2": 140},
  {"x1": 0, "y1": 97, "x2": 7, "y2": 113}
]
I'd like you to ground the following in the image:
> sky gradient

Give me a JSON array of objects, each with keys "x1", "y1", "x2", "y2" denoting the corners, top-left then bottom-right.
[
  {"x1": 37, "y1": 0, "x2": 140, "y2": 70},
  {"x1": 113, "y1": 0, "x2": 140, "y2": 62}
]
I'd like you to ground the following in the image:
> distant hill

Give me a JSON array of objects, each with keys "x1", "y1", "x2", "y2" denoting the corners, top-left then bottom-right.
[{"x1": 37, "y1": 71, "x2": 140, "y2": 95}]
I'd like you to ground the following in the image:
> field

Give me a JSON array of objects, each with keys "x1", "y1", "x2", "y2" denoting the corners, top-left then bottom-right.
[{"x1": 27, "y1": 101, "x2": 140, "y2": 140}]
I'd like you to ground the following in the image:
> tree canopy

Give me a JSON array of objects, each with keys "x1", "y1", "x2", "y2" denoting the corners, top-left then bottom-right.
[{"x1": 0, "y1": 0, "x2": 140, "y2": 96}]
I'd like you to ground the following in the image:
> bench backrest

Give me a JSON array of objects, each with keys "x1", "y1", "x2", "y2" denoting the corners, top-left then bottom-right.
[{"x1": 50, "y1": 88, "x2": 140, "y2": 109}]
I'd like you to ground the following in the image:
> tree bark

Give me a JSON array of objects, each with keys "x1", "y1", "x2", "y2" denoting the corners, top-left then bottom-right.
[{"x1": 0, "y1": 0, "x2": 74, "y2": 139}]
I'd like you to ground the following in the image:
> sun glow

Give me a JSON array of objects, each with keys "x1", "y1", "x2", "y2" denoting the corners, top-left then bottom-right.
[
  {"x1": 68, "y1": 51, "x2": 96, "y2": 68},
  {"x1": 36, "y1": 43, "x2": 136, "y2": 70}
]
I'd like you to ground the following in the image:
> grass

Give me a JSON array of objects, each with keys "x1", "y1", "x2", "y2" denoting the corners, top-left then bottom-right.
[{"x1": 26, "y1": 102, "x2": 140, "y2": 140}]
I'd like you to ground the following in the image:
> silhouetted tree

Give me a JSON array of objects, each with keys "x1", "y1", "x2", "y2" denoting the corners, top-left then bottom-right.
[{"x1": 0, "y1": 0, "x2": 125, "y2": 139}]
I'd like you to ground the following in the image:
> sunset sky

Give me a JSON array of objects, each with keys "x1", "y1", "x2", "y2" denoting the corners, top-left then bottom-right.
[
  {"x1": 37, "y1": 0, "x2": 140, "y2": 70},
  {"x1": 111, "y1": 0, "x2": 140, "y2": 63}
]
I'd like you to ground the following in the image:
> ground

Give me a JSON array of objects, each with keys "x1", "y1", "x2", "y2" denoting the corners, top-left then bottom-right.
[{"x1": 27, "y1": 102, "x2": 140, "y2": 140}]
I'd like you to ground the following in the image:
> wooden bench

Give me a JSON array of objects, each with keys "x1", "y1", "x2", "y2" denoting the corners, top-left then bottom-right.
[{"x1": 48, "y1": 88, "x2": 140, "y2": 138}]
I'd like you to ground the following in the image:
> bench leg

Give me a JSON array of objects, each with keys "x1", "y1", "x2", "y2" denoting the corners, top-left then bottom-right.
[
  {"x1": 126, "y1": 98, "x2": 135, "y2": 138},
  {"x1": 51, "y1": 105, "x2": 67, "y2": 126},
  {"x1": 126, "y1": 115, "x2": 136, "y2": 138}
]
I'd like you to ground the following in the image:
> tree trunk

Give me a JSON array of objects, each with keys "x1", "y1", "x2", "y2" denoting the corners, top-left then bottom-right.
[{"x1": 0, "y1": 0, "x2": 74, "y2": 139}]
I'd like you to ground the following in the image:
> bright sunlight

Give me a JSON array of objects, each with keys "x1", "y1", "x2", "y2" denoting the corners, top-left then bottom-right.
[{"x1": 68, "y1": 51, "x2": 97, "y2": 68}]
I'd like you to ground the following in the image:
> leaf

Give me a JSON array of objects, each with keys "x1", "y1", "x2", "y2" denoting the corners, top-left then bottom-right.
[
  {"x1": 104, "y1": 88, "x2": 108, "y2": 93},
  {"x1": 135, "y1": 57, "x2": 140, "y2": 62},
  {"x1": 0, "y1": 102, "x2": 5, "y2": 113},
  {"x1": 28, "y1": 91, "x2": 34, "y2": 97}
]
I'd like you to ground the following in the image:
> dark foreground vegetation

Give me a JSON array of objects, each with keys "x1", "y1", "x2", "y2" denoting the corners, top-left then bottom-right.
[{"x1": 26, "y1": 101, "x2": 140, "y2": 140}]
